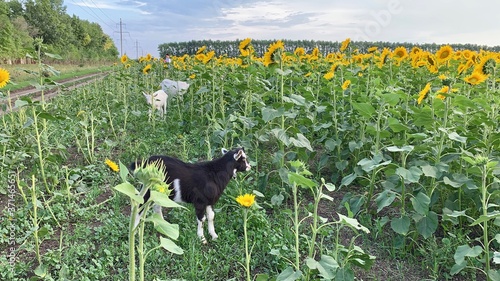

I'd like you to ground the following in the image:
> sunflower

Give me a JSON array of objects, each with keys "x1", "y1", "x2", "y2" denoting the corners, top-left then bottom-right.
[
  {"x1": 105, "y1": 159, "x2": 119, "y2": 172},
  {"x1": 435, "y1": 45, "x2": 453, "y2": 64},
  {"x1": 239, "y1": 38, "x2": 252, "y2": 57},
  {"x1": 474, "y1": 54, "x2": 496, "y2": 75},
  {"x1": 417, "y1": 83, "x2": 431, "y2": 104},
  {"x1": 410, "y1": 47, "x2": 422, "y2": 56},
  {"x1": 294, "y1": 47, "x2": 306, "y2": 56},
  {"x1": 236, "y1": 194, "x2": 256, "y2": 208},
  {"x1": 367, "y1": 46, "x2": 378, "y2": 53},
  {"x1": 323, "y1": 71, "x2": 334, "y2": 80},
  {"x1": 464, "y1": 71, "x2": 488, "y2": 85},
  {"x1": 436, "y1": 86, "x2": 449, "y2": 101},
  {"x1": 142, "y1": 64, "x2": 152, "y2": 74},
  {"x1": 145, "y1": 53, "x2": 152, "y2": 61},
  {"x1": 120, "y1": 54, "x2": 128, "y2": 64},
  {"x1": 341, "y1": 80, "x2": 351, "y2": 90},
  {"x1": 392, "y1": 46, "x2": 408, "y2": 62},
  {"x1": 263, "y1": 40, "x2": 284, "y2": 67},
  {"x1": 196, "y1": 46, "x2": 206, "y2": 55},
  {"x1": 340, "y1": 38, "x2": 351, "y2": 52},
  {"x1": 203, "y1": 51, "x2": 215, "y2": 64},
  {"x1": 377, "y1": 48, "x2": 391, "y2": 68},
  {"x1": 311, "y1": 47, "x2": 320, "y2": 58},
  {"x1": 0, "y1": 67, "x2": 10, "y2": 88}
]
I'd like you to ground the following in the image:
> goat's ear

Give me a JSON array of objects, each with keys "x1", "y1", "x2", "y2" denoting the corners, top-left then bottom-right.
[
  {"x1": 221, "y1": 148, "x2": 229, "y2": 155},
  {"x1": 234, "y1": 149, "x2": 243, "y2": 160}
]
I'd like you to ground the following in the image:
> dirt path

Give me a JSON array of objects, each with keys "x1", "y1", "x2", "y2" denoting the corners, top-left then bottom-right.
[{"x1": 0, "y1": 71, "x2": 109, "y2": 115}]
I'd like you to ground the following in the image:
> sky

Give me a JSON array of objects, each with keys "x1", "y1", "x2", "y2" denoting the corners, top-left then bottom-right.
[{"x1": 64, "y1": 0, "x2": 500, "y2": 59}]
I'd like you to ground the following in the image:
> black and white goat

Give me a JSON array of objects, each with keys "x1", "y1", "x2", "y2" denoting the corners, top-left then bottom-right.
[{"x1": 130, "y1": 148, "x2": 251, "y2": 243}]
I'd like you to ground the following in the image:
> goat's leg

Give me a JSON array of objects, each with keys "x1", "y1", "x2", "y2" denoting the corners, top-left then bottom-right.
[
  {"x1": 153, "y1": 204, "x2": 163, "y2": 217},
  {"x1": 206, "y1": 205, "x2": 218, "y2": 240},
  {"x1": 195, "y1": 207, "x2": 207, "y2": 244}
]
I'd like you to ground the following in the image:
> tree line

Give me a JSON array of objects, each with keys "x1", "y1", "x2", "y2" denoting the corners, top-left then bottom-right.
[
  {"x1": 159, "y1": 39, "x2": 500, "y2": 58},
  {"x1": 0, "y1": 0, "x2": 118, "y2": 64}
]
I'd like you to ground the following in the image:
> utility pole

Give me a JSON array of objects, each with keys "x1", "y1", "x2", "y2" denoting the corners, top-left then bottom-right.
[
  {"x1": 135, "y1": 40, "x2": 139, "y2": 59},
  {"x1": 120, "y1": 18, "x2": 123, "y2": 56},
  {"x1": 115, "y1": 19, "x2": 129, "y2": 57}
]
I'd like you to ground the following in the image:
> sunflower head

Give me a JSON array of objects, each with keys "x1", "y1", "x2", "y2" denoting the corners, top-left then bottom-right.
[
  {"x1": 120, "y1": 54, "x2": 128, "y2": 64},
  {"x1": 436, "y1": 45, "x2": 453, "y2": 63},
  {"x1": 294, "y1": 47, "x2": 306, "y2": 56},
  {"x1": 392, "y1": 46, "x2": 408, "y2": 61},
  {"x1": 341, "y1": 80, "x2": 351, "y2": 90},
  {"x1": 340, "y1": 38, "x2": 351, "y2": 52},
  {"x1": 196, "y1": 46, "x2": 207, "y2": 55},
  {"x1": 236, "y1": 194, "x2": 256, "y2": 208},
  {"x1": 0, "y1": 67, "x2": 10, "y2": 88},
  {"x1": 105, "y1": 159, "x2": 120, "y2": 172},
  {"x1": 142, "y1": 64, "x2": 152, "y2": 74},
  {"x1": 263, "y1": 40, "x2": 284, "y2": 67},
  {"x1": 417, "y1": 83, "x2": 432, "y2": 105},
  {"x1": 464, "y1": 71, "x2": 488, "y2": 85},
  {"x1": 323, "y1": 71, "x2": 334, "y2": 80}
]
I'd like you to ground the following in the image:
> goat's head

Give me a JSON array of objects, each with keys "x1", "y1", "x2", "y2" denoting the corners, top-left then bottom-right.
[{"x1": 222, "y1": 147, "x2": 251, "y2": 177}]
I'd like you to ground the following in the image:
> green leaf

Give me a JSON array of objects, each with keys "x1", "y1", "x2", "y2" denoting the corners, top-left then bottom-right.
[
  {"x1": 443, "y1": 176, "x2": 463, "y2": 188},
  {"x1": 289, "y1": 133, "x2": 313, "y2": 151},
  {"x1": 415, "y1": 211, "x2": 438, "y2": 239},
  {"x1": 271, "y1": 194, "x2": 284, "y2": 206},
  {"x1": 276, "y1": 267, "x2": 302, "y2": 281},
  {"x1": 488, "y1": 269, "x2": 500, "y2": 281},
  {"x1": 340, "y1": 173, "x2": 357, "y2": 187},
  {"x1": 37, "y1": 226, "x2": 49, "y2": 238},
  {"x1": 288, "y1": 173, "x2": 316, "y2": 188},
  {"x1": 337, "y1": 213, "x2": 370, "y2": 233},
  {"x1": 375, "y1": 189, "x2": 396, "y2": 213},
  {"x1": 44, "y1": 52, "x2": 63, "y2": 59},
  {"x1": 450, "y1": 261, "x2": 467, "y2": 275},
  {"x1": 395, "y1": 166, "x2": 422, "y2": 183},
  {"x1": 271, "y1": 128, "x2": 290, "y2": 146},
  {"x1": 283, "y1": 93, "x2": 306, "y2": 106},
  {"x1": 306, "y1": 255, "x2": 338, "y2": 279},
  {"x1": 147, "y1": 213, "x2": 180, "y2": 239},
  {"x1": 159, "y1": 237, "x2": 184, "y2": 255},
  {"x1": 421, "y1": 165, "x2": 438, "y2": 178},
  {"x1": 448, "y1": 132, "x2": 467, "y2": 144},
  {"x1": 470, "y1": 211, "x2": 500, "y2": 226},
  {"x1": 150, "y1": 191, "x2": 185, "y2": 209},
  {"x1": 335, "y1": 268, "x2": 354, "y2": 281},
  {"x1": 119, "y1": 161, "x2": 129, "y2": 183},
  {"x1": 255, "y1": 274, "x2": 270, "y2": 281},
  {"x1": 34, "y1": 264, "x2": 48, "y2": 277},
  {"x1": 391, "y1": 215, "x2": 410, "y2": 235},
  {"x1": 411, "y1": 192, "x2": 430, "y2": 216},
  {"x1": 388, "y1": 117, "x2": 408, "y2": 132},
  {"x1": 386, "y1": 145, "x2": 414, "y2": 152},
  {"x1": 351, "y1": 102, "x2": 376, "y2": 119},
  {"x1": 113, "y1": 183, "x2": 143, "y2": 203},
  {"x1": 262, "y1": 107, "x2": 285, "y2": 122},
  {"x1": 454, "y1": 244, "x2": 482, "y2": 265}
]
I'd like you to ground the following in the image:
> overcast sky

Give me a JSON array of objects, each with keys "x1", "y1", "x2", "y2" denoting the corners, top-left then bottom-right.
[{"x1": 64, "y1": 0, "x2": 500, "y2": 59}]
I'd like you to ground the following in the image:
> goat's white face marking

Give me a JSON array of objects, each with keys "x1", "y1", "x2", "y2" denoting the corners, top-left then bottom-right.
[
  {"x1": 172, "y1": 179, "x2": 184, "y2": 203},
  {"x1": 236, "y1": 150, "x2": 251, "y2": 171}
]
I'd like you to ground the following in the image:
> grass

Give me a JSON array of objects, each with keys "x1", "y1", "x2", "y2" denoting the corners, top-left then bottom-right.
[{"x1": 0, "y1": 62, "x2": 114, "y2": 92}]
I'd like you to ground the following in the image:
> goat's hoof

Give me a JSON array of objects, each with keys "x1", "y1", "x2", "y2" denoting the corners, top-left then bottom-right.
[{"x1": 211, "y1": 234, "x2": 218, "y2": 240}]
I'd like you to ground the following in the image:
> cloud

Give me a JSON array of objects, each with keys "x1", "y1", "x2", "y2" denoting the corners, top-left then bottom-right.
[{"x1": 66, "y1": 0, "x2": 500, "y2": 58}]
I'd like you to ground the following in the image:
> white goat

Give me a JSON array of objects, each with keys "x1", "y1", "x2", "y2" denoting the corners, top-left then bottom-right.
[
  {"x1": 143, "y1": 90, "x2": 168, "y2": 116},
  {"x1": 160, "y1": 79, "x2": 190, "y2": 97}
]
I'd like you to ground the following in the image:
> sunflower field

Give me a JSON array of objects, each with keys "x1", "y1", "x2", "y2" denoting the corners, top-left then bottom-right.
[{"x1": 0, "y1": 38, "x2": 499, "y2": 281}]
